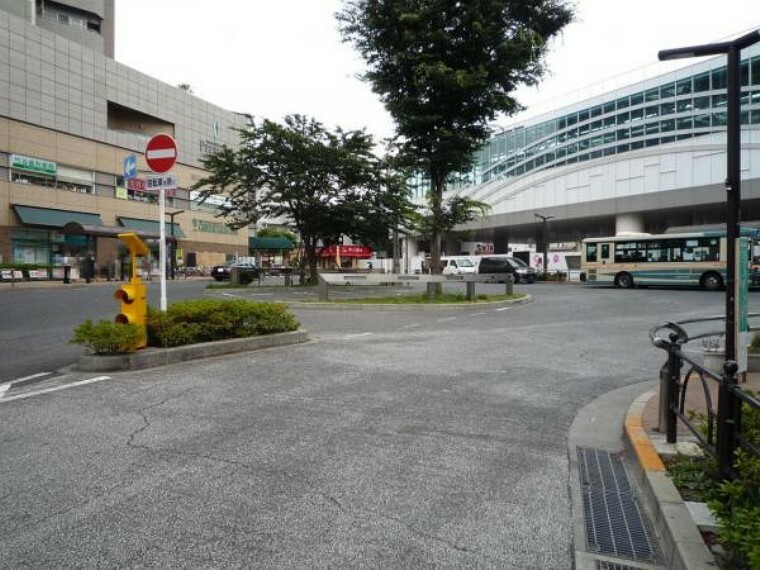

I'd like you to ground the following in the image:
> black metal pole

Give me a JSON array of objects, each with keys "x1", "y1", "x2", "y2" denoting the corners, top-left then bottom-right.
[{"x1": 717, "y1": 45, "x2": 741, "y2": 477}]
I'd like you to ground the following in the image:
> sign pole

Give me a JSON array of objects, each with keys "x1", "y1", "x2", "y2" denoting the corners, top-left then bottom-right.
[
  {"x1": 145, "y1": 132, "x2": 178, "y2": 313},
  {"x1": 159, "y1": 186, "x2": 167, "y2": 311}
]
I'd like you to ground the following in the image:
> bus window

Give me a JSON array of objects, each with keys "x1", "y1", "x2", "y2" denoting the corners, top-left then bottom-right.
[
  {"x1": 601, "y1": 244, "x2": 610, "y2": 260},
  {"x1": 615, "y1": 242, "x2": 646, "y2": 263},
  {"x1": 586, "y1": 243, "x2": 597, "y2": 262}
]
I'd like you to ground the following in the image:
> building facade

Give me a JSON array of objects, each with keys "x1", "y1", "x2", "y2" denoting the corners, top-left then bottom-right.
[
  {"x1": 407, "y1": 41, "x2": 760, "y2": 266},
  {"x1": 0, "y1": 2, "x2": 250, "y2": 280}
]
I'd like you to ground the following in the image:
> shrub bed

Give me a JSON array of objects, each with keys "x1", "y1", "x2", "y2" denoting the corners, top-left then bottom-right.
[
  {"x1": 665, "y1": 396, "x2": 760, "y2": 569},
  {"x1": 72, "y1": 299, "x2": 300, "y2": 354}
]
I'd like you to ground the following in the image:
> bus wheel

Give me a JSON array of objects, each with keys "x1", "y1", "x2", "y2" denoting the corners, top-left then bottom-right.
[
  {"x1": 615, "y1": 272, "x2": 634, "y2": 289},
  {"x1": 701, "y1": 272, "x2": 723, "y2": 291}
]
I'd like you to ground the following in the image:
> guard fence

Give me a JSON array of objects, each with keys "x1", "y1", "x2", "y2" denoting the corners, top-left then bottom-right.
[{"x1": 650, "y1": 315, "x2": 760, "y2": 481}]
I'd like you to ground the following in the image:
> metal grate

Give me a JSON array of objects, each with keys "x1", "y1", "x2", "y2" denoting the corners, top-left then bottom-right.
[
  {"x1": 595, "y1": 561, "x2": 647, "y2": 570},
  {"x1": 578, "y1": 447, "x2": 662, "y2": 563}
]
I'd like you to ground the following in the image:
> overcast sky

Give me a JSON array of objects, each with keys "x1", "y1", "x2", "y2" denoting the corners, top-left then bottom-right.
[{"x1": 115, "y1": 0, "x2": 760, "y2": 141}]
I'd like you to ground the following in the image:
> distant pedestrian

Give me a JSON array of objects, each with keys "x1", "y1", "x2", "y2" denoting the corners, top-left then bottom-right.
[{"x1": 367, "y1": 261, "x2": 373, "y2": 270}]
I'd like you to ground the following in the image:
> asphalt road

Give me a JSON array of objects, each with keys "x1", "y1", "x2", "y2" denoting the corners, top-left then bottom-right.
[{"x1": 0, "y1": 283, "x2": 749, "y2": 568}]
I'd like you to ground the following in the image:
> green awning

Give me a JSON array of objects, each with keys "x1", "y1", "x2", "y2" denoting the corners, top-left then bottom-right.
[
  {"x1": 13, "y1": 205, "x2": 102, "y2": 228},
  {"x1": 118, "y1": 217, "x2": 185, "y2": 238},
  {"x1": 249, "y1": 236, "x2": 295, "y2": 250}
]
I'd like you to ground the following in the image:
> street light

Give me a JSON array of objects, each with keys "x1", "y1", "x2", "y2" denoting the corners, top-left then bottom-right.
[
  {"x1": 535, "y1": 213, "x2": 555, "y2": 276},
  {"x1": 659, "y1": 29, "x2": 760, "y2": 475},
  {"x1": 166, "y1": 209, "x2": 184, "y2": 279}
]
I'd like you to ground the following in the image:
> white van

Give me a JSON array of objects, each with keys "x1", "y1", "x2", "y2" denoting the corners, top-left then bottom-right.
[{"x1": 440, "y1": 256, "x2": 478, "y2": 275}]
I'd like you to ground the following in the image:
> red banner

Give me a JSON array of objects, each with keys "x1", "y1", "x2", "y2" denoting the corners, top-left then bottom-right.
[{"x1": 318, "y1": 245, "x2": 373, "y2": 258}]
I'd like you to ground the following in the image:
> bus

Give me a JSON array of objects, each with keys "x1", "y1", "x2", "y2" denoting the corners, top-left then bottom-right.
[{"x1": 581, "y1": 229, "x2": 760, "y2": 290}]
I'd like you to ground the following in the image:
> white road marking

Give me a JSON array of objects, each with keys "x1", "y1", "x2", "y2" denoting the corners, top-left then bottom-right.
[
  {"x1": 0, "y1": 376, "x2": 110, "y2": 404},
  {"x1": 495, "y1": 307, "x2": 513, "y2": 312},
  {"x1": 0, "y1": 372, "x2": 53, "y2": 398},
  {"x1": 343, "y1": 332, "x2": 373, "y2": 339},
  {"x1": 400, "y1": 323, "x2": 420, "y2": 329},
  {"x1": 470, "y1": 312, "x2": 487, "y2": 316}
]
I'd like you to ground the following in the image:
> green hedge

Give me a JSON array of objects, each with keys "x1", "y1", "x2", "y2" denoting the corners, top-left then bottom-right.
[
  {"x1": 146, "y1": 299, "x2": 299, "y2": 348},
  {"x1": 71, "y1": 319, "x2": 144, "y2": 355},
  {"x1": 71, "y1": 299, "x2": 300, "y2": 354}
]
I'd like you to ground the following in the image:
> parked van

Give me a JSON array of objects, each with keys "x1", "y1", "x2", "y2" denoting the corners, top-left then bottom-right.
[{"x1": 440, "y1": 256, "x2": 478, "y2": 275}]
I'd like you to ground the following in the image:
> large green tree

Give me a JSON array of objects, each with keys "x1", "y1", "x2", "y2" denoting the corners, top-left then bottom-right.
[
  {"x1": 194, "y1": 114, "x2": 414, "y2": 284},
  {"x1": 339, "y1": 0, "x2": 573, "y2": 273}
]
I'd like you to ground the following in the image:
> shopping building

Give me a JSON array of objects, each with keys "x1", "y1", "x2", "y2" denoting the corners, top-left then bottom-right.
[
  {"x1": 0, "y1": 1, "x2": 250, "y2": 280},
  {"x1": 406, "y1": 40, "x2": 760, "y2": 268}
]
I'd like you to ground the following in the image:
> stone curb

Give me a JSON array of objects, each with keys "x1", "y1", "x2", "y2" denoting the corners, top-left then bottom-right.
[
  {"x1": 623, "y1": 389, "x2": 716, "y2": 570},
  {"x1": 77, "y1": 330, "x2": 309, "y2": 372},
  {"x1": 284, "y1": 294, "x2": 533, "y2": 311}
]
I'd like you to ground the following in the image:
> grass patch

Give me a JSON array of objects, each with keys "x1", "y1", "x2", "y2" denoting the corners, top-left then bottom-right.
[{"x1": 329, "y1": 292, "x2": 525, "y2": 304}]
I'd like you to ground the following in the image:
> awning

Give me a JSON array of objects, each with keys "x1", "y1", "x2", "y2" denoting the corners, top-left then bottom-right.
[
  {"x1": 249, "y1": 236, "x2": 295, "y2": 250},
  {"x1": 13, "y1": 205, "x2": 102, "y2": 228},
  {"x1": 317, "y1": 245, "x2": 373, "y2": 258},
  {"x1": 118, "y1": 217, "x2": 185, "y2": 238},
  {"x1": 62, "y1": 222, "x2": 160, "y2": 240}
]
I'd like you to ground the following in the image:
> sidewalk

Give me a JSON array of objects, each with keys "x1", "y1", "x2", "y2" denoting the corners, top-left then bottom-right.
[{"x1": 642, "y1": 369, "x2": 760, "y2": 437}]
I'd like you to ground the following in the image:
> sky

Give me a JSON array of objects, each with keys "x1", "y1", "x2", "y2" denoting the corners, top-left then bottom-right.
[{"x1": 115, "y1": 0, "x2": 760, "y2": 142}]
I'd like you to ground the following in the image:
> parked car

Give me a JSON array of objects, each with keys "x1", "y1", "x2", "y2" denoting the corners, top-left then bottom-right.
[
  {"x1": 441, "y1": 256, "x2": 478, "y2": 275},
  {"x1": 211, "y1": 261, "x2": 261, "y2": 283},
  {"x1": 505, "y1": 256, "x2": 537, "y2": 283},
  {"x1": 477, "y1": 256, "x2": 515, "y2": 282}
]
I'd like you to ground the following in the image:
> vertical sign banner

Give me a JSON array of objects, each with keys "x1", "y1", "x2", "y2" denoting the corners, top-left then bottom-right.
[{"x1": 736, "y1": 237, "x2": 750, "y2": 373}]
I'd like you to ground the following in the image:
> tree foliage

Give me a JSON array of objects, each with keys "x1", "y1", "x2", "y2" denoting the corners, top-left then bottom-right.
[
  {"x1": 339, "y1": 0, "x2": 573, "y2": 271},
  {"x1": 194, "y1": 114, "x2": 416, "y2": 284}
]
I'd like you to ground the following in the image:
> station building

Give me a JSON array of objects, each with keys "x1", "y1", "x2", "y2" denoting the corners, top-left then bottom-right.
[
  {"x1": 0, "y1": 1, "x2": 250, "y2": 280},
  {"x1": 406, "y1": 40, "x2": 760, "y2": 268}
]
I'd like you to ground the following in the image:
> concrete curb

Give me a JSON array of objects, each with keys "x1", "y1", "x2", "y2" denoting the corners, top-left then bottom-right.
[
  {"x1": 284, "y1": 294, "x2": 533, "y2": 311},
  {"x1": 77, "y1": 330, "x2": 309, "y2": 372},
  {"x1": 623, "y1": 389, "x2": 717, "y2": 570}
]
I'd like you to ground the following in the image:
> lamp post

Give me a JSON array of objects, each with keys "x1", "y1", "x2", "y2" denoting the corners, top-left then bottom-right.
[
  {"x1": 659, "y1": 29, "x2": 760, "y2": 476},
  {"x1": 166, "y1": 209, "x2": 184, "y2": 280},
  {"x1": 534, "y1": 213, "x2": 554, "y2": 276}
]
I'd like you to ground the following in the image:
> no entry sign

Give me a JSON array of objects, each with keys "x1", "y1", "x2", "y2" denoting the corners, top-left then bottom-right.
[{"x1": 145, "y1": 133, "x2": 178, "y2": 173}]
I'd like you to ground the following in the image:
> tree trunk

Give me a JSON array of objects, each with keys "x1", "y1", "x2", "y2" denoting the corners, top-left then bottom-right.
[
  {"x1": 392, "y1": 227, "x2": 400, "y2": 273},
  {"x1": 429, "y1": 175, "x2": 444, "y2": 275}
]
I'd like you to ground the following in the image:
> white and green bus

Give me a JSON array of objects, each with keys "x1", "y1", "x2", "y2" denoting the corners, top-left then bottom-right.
[{"x1": 581, "y1": 229, "x2": 760, "y2": 290}]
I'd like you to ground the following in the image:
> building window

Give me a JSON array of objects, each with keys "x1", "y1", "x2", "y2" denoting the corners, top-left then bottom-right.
[{"x1": 694, "y1": 72, "x2": 711, "y2": 92}]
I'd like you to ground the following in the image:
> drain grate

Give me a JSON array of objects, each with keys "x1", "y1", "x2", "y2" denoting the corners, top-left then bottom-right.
[
  {"x1": 595, "y1": 561, "x2": 647, "y2": 570},
  {"x1": 578, "y1": 447, "x2": 661, "y2": 563}
]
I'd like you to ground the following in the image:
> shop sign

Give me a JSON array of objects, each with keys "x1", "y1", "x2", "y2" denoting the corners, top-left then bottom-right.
[
  {"x1": 10, "y1": 154, "x2": 57, "y2": 175},
  {"x1": 127, "y1": 176, "x2": 176, "y2": 197},
  {"x1": 191, "y1": 218, "x2": 236, "y2": 235},
  {"x1": 116, "y1": 186, "x2": 128, "y2": 200}
]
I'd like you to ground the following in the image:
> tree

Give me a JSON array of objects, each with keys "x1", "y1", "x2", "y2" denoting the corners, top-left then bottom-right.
[
  {"x1": 194, "y1": 114, "x2": 401, "y2": 284},
  {"x1": 339, "y1": 0, "x2": 573, "y2": 273}
]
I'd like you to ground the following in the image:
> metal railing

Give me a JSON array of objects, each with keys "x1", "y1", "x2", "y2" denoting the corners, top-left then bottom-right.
[{"x1": 650, "y1": 315, "x2": 760, "y2": 480}]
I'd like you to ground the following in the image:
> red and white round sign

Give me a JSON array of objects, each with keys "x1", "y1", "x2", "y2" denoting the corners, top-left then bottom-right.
[{"x1": 145, "y1": 133, "x2": 178, "y2": 173}]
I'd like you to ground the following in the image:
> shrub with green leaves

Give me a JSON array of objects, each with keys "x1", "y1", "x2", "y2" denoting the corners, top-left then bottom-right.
[
  {"x1": 147, "y1": 299, "x2": 299, "y2": 347},
  {"x1": 70, "y1": 319, "x2": 143, "y2": 354},
  {"x1": 707, "y1": 394, "x2": 760, "y2": 570}
]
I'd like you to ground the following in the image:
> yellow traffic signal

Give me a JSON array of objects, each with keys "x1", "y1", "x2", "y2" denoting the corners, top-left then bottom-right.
[{"x1": 114, "y1": 280, "x2": 147, "y2": 348}]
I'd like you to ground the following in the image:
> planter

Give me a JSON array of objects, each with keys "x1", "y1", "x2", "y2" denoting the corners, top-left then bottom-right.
[
  {"x1": 78, "y1": 330, "x2": 309, "y2": 372},
  {"x1": 703, "y1": 349, "x2": 725, "y2": 375},
  {"x1": 748, "y1": 352, "x2": 760, "y2": 372}
]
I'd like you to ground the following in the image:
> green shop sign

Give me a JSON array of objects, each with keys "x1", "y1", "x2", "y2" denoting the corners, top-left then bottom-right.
[
  {"x1": 192, "y1": 218, "x2": 237, "y2": 235},
  {"x1": 10, "y1": 154, "x2": 57, "y2": 175}
]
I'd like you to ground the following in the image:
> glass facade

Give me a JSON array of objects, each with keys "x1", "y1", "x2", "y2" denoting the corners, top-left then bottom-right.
[{"x1": 421, "y1": 49, "x2": 760, "y2": 198}]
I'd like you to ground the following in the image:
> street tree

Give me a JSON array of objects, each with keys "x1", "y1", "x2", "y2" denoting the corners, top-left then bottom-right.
[
  {"x1": 194, "y1": 114, "x2": 404, "y2": 284},
  {"x1": 339, "y1": 0, "x2": 573, "y2": 273}
]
